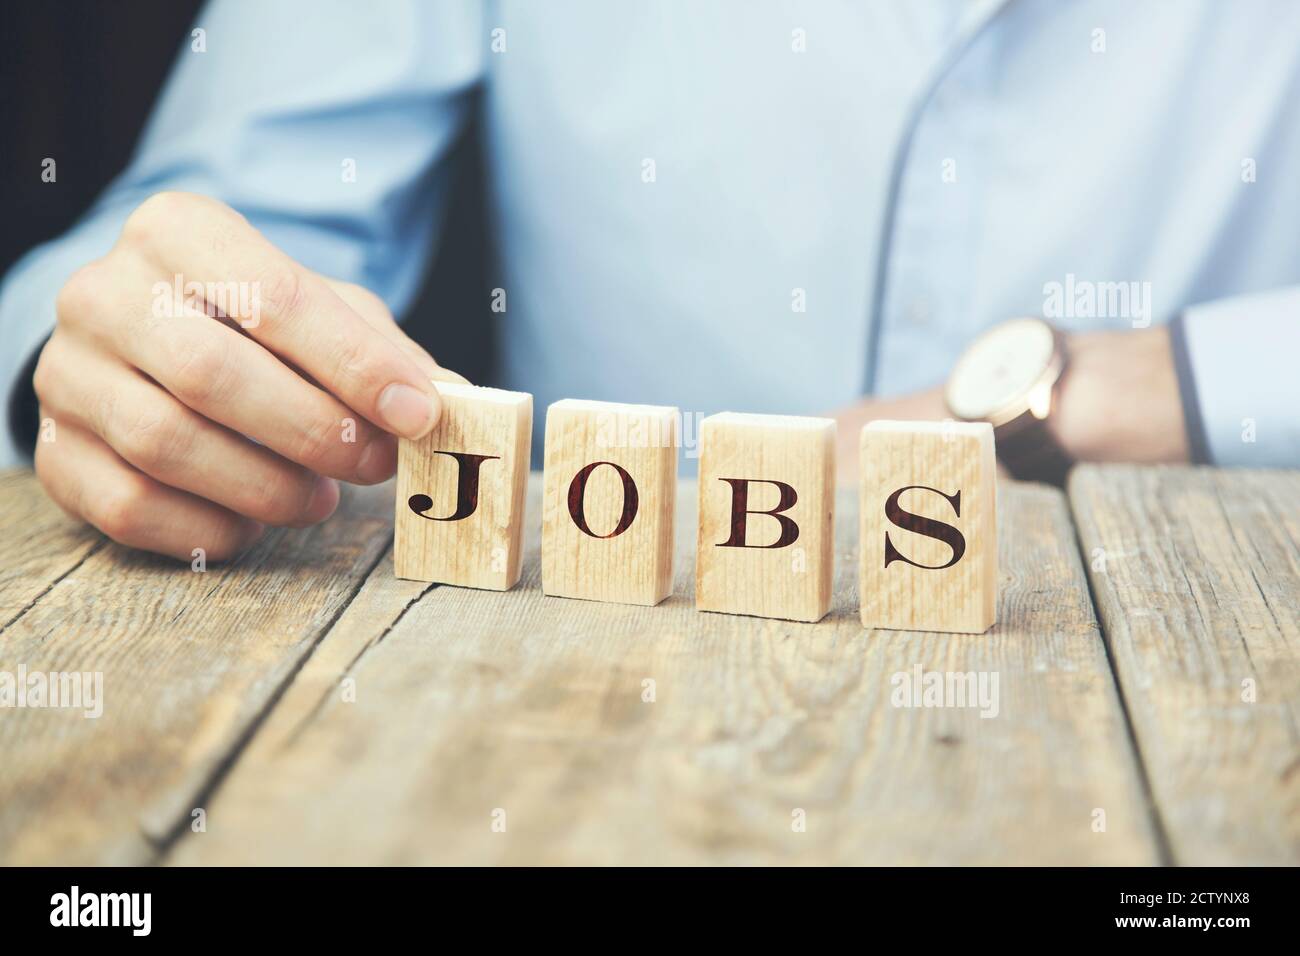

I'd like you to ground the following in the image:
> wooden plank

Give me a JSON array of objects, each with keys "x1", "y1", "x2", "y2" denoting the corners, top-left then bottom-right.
[
  {"x1": 0, "y1": 476, "x2": 395, "y2": 865},
  {"x1": 169, "y1": 476, "x2": 1157, "y2": 865},
  {"x1": 0, "y1": 470, "x2": 103, "y2": 630},
  {"x1": 1069, "y1": 464, "x2": 1300, "y2": 865}
]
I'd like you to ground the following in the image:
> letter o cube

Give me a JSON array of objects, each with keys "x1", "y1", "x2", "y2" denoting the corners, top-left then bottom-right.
[{"x1": 541, "y1": 399, "x2": 678, "y2": 606}]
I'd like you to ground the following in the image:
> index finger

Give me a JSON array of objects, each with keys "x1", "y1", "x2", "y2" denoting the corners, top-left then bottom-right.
[{"x1": 130, "y1": 192, "x2": 442, "y2": 440}]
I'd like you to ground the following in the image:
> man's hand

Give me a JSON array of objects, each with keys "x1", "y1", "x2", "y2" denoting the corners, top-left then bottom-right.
[{"x1": 33, "y1": 191, "x2": 464, "y2": 561}]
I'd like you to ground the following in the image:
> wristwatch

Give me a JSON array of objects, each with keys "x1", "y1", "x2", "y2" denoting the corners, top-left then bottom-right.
[{"x1": 944, "y1": 317, "x2": 1074, "y2": 485}]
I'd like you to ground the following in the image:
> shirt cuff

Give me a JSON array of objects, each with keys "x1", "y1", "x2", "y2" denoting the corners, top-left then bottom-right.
[
  {"x1": 0, "y1": 206, "x2": 135, "y2": 467},
  {"x1": 1174, "y1": 288, "x2": 1300, "y2": 469}
]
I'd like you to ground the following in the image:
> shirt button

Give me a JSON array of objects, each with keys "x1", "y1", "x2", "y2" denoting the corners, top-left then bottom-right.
[{"x1": 903, "y1": 299, "x2": 932, "y2": 327}]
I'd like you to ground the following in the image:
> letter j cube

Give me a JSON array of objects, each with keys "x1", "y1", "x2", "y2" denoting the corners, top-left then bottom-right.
[
  {"x1": 394, "y1": 382, "x2": 532, "y2": 589},
  {"x1": 859, "y1": 420, "x2": 997, "y2": 634},
  {"x1": 695, "y1": 413, "x2": 836, "y2": 623}
]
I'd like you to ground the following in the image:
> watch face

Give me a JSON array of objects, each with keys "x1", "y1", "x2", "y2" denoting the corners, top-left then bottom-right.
[{"x1": 946, "y1": 317, "x2": 1056, "y2": 421}]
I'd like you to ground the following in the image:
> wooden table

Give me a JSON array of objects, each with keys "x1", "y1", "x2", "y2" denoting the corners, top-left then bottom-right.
[{"x1": 1, "y1": 466, "x2": 1296, "y2": 865}]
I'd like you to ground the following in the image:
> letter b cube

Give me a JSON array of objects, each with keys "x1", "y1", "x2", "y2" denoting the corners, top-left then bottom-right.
[{"x1": 695, "y1": 412, "x2": 835, "y2": 622}]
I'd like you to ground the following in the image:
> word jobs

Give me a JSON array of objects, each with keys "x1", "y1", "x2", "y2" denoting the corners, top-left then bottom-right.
[{"x1": 394, "y1": 384, "x2": 996, "y2": 633}]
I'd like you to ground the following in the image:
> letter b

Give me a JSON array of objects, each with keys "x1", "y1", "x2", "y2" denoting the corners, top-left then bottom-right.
[{"x1": 715, "y1": 478, "x2": 800, "y2": 548}]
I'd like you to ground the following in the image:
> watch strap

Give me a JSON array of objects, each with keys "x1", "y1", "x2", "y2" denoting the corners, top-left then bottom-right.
[{"x1": 995, "y1": 409, "x2": 1073, "y2": 486}]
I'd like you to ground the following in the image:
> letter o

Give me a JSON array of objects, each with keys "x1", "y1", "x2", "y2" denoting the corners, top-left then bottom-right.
[{"x1": 567, "y1": 461, "x2": 639, "y2": 538}]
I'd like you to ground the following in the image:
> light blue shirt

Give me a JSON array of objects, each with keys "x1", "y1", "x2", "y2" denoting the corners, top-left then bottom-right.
[{"x1": 3, "y1": 0, "x2": 1298, "y2": 468}]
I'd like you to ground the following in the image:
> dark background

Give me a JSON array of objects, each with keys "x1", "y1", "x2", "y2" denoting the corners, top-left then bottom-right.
[{"x1": 0, "y1": 0, "x2": 498, "y2": 386}]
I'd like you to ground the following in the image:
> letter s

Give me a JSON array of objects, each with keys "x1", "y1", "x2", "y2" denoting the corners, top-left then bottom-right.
[{"x1": 883, "y1": 485, "x2": 966, "y2": 570}]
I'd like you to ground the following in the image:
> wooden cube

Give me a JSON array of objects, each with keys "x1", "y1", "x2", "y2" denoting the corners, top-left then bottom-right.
[
  {"x1": 541, "y1": 399, "x2": 678, "y2": 606},
  {"x1": 695, "y1": 413, "x2": 835, "y2": 622},
  {"x1": 394, "y1": 382, "x2": 532, "y2": 589},
  {"x1": 859, "y1": 420, "x2": 997, "y2": 634}
]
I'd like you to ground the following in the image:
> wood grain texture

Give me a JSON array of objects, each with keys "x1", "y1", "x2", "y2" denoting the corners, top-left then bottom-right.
[
  {"x1": 696, "y1": 413, "x2": 835, "y2": 623},
  {"x1": 860, "y1": 421, "x2": 997, "y2": 634},
  {"x1": 541, "y1": 400, "x2": 677, "y2": 606},
  {"x1": 168, "y1": 475, "x2": 1156, "y2": 865},
  {"x1": 395, "y1": 382, "x2": 532, "y2": 589},
  {"x1": 0, "y1": 470, "x2": 103, "y2": 631},
  {"x1": 0, "y1": 478, "x2": 394, "y2": 865},
  {"x1": 1069, "y1": 464, "x2": 1300, "y2": 864}
]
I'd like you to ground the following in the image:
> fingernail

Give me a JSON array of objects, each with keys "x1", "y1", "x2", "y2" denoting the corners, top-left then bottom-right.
[
  {"x1": 304, "y1": 475, "x2": 340, "y2": 523},
  {"x1": 377, "y1": 383, "x2": 439, "y2": 439},
  {"x1": 355, "y1": 436, "x2": 397, "y2": 484},
  {"x1": 430, "y1": 367, "x2": 472, "y2": 385}
]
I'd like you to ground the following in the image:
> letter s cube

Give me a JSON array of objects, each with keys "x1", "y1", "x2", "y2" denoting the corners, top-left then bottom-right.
[{"x1": 859, "y1": 420, "x2": 997, "y2": 633}]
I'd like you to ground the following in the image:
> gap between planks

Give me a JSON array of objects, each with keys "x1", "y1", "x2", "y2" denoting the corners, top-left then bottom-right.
[
  {"x1": 0, "y1": 477, "x2": 399, "y2": 865},
  {"x1": 1068, "y1": 464, "x2": 1300, "y2": 865},
  {"x1": 165, "y1": 475, "x2": 1158, "y2": 866}
]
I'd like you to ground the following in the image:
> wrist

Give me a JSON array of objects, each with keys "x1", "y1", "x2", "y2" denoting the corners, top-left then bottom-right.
[{"x1": 1047, "y1": 326, "x2": 1190, "y2": 464}]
